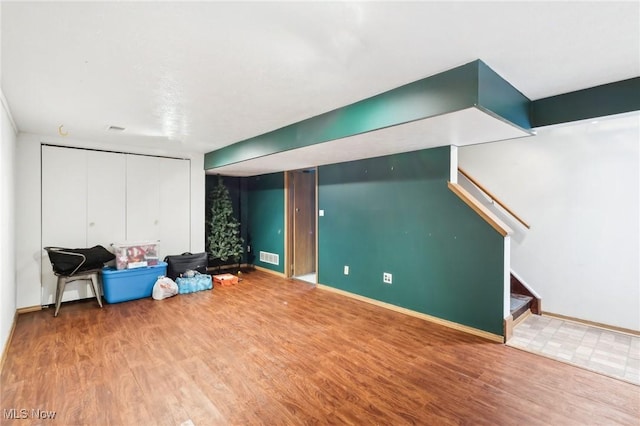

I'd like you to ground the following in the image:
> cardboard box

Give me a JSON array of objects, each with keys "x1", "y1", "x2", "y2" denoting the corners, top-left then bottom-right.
[
  {"x1": 213, "y1": 273, "x2": 238, "y2": 287},
  {"x1": 102, "y1": 262, "x2": 167, "y2": 303}
]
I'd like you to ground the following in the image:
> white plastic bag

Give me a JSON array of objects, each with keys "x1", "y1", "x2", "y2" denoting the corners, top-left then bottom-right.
[{"x1": 152, "y1": 276, "x2": 178, "y2": 300}]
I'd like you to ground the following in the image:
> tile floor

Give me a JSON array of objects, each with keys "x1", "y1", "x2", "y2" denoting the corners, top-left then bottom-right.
[
  {"x1": 508, "y1": 314, "x2": 640, "y2": 386},
  {"x1": 294, "y1": 273, "x2": 316, "y2": 284}
]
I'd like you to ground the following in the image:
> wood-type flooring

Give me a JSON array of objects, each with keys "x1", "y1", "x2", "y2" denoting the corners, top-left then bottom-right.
[{"x1": 1, "y1": 270, "x2": 638, "y2": 425}]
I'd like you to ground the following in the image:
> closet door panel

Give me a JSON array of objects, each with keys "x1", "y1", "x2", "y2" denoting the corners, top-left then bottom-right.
[
  {"x1": 126, "y1": 155, "x2": 160, "y2": 242},
  {"x1": 158, "y1": 157, "x2": 191, "y2": 258},
  {"x1": 42, "y1": 146, "x2": 88, "y2": 246},
  {"x1": 87, "y1": 151, "x2": 126, "y2": 247},
  {"x1": 41, "y1": 146, "x2": 88, "y2": 305}
]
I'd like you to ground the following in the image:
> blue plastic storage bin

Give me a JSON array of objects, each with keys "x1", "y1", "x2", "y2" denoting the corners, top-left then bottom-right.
[{"x1": 102, "y1": 262, "x2": 167, "y2": 303}]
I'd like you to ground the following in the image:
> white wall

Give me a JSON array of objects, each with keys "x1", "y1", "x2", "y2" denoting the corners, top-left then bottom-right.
[
  {"x1": 459, "y1": 113, "x2": 640, "y2": 331},
  {"x1": 15, "y1": 132, "x2": 205, "y2": 309},
  {"x1": 0, "y1": 94, "x2": 18, "y2": 359}
]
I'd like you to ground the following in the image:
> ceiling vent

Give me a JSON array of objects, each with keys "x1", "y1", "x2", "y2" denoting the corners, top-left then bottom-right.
[{"x1": 107, "y1": 125, "x2": 126, "y2": 132}]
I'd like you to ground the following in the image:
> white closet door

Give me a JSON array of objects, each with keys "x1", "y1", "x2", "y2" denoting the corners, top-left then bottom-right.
[
  {"x1": 126, "y1": 154, "x2": 160, "y2": 243},
  {"x1": 41, "y1": 149, "x2": 191, "y2": 307},
  {"x1": 87, "y1": 151, "x2": 126, "y2": 247},
  {"x1": 41, "y1": 146, "x2": 88, "y2": 305},
  {"x1": 158, "y1": 157, "x2": 191, "y2": 258}
]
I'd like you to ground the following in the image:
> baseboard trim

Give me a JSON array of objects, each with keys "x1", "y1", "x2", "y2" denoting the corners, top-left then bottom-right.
[
  {"x1": 503, "y1": 314, "x2": 514, "y2": 343},
  {"x1": 514, "y1": 309, "x2": 532, "y2": 327},
  {"x1": 317, "y1": 284, "x2": 503, "y2": 343},
  {"x1": 0, "y1": 311, "x2": 18, "y2": 374},
  {"x1": 543, "y1": 311, "x2": 639, "y2": 336},
  {"x1": 252, "y1": 265, "x2": 287, "y2": 278},
  {"x1": 504, "y1": 309, "x2": 532, "y2": 343},
  {"x1": 17, "y1": 305, "x2": 42, "y2": 314}
]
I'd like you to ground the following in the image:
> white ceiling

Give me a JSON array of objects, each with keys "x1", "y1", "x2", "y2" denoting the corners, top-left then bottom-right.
[{"x1": 2, "y1": 1, "x2": 639, "y2": 159}]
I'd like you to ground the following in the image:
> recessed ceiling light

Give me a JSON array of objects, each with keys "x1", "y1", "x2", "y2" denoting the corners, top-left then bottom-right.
[{"x1": 107, "y1": 125, "x2": 126, "y2": 132}]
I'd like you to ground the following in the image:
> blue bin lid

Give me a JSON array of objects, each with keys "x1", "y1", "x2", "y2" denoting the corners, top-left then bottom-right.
[{"x1": 102, "y1": 261, "x2": 167, "y2": 275}]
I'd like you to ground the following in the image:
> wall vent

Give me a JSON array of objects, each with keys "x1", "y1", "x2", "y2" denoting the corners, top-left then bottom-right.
[{"x1": 259, "y1": 251, "x2": 279, "y2": 265}]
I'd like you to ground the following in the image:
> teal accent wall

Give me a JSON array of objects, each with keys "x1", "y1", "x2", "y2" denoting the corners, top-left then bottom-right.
[
  {"x1": 247, "y1": 172, "x2": 285, "y2": 273},
  {"x1": 318, "y1": 147, "x2": 505, "y2": 335},
  {"x1": 204, "y1": 60, "x2": 532, "y2": 171},
  {"x1": 205, "y1": 61, "x2": 478, "y2": 169},
  {"x1": 531, "y1": 77, "x2": 640, "y2": 127},
  {"x1": 477, "y1": 60, "x2": 531, "y2": 129}
]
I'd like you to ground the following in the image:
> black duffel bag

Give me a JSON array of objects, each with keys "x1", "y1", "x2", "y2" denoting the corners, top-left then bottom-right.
[{"x1": 163, "y1": 252, "x2": 208, "y2": 280}]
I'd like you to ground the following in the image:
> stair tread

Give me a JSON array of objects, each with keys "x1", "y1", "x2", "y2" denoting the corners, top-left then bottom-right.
[{"x1": 510, "y1": 293, "x2": 533, "y2": 312}]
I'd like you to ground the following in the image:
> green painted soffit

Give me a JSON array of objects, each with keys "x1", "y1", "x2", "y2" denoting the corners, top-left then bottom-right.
[
  {"x1": 531, "y1": 77, "x2": 640, "y2": 127},
  {"x1": 204, "y1": 59, "x2": 531, "y2": 170}
]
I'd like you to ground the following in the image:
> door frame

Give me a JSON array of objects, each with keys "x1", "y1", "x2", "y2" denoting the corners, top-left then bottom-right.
[{"x1": 284, "y1": 168, "x2": 318, "y2": 279}]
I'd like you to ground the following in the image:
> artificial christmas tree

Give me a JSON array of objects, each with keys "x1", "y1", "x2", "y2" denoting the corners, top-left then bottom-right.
[{"x1": 207, "y1": 176, "x2": 244, "y2": 270}]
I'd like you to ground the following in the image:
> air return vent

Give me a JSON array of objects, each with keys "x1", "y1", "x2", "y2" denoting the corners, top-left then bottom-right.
[{"x1": 259, "y1": 251, "x2": 279, "y2": 265}]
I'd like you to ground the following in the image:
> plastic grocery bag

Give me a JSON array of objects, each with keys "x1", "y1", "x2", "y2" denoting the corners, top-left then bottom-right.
[
  {"x1": 152, "y1": 276, "x2": 179, "y2": 300},
  {"x1": 176, "y1": 272, "x2": 213, "y2": 294}
]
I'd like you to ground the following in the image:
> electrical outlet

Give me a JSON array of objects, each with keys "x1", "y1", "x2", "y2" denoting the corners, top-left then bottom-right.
[
  {"x1": 383, "y1": 272, "x2": 392, "y2": 284},
  {"x1": 344, "y1": 265, "x2": 349, "y2": 275},
  {"x1": 247, "y1": 245, "x2": 251, "y2": 253}
]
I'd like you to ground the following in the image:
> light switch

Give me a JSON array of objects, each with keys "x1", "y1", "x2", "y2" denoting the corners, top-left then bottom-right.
[{"x1": 319, "y1": 210, "x2": 325, "y2": 217}]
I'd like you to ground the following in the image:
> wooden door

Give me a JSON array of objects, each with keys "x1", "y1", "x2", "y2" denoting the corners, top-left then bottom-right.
[{"x1": 292, "y1": 170, "x2": 316, "y2": 276}]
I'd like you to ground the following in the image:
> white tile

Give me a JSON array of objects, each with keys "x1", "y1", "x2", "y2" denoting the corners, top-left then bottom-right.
[
  {"x1": 575, "y1": 346, "x2": 593, "y2": 356},
  {"x1": 511, "y1": 315, "x2": 638, "y2": 385},
  {"x1": 556, "y1": 352, "x2": 573, "y2": 361},
  {"x1": 590, "y1": 356, "x2": 626, "y2": 370}
]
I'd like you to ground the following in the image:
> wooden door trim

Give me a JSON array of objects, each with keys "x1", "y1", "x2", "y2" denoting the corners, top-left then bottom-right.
[
  {"x1": 315, "y1": 168, "x2": 319, "y2": 283},
  {"x1": 285, "y1": 168, "x2": 318, "y2": 279},
  {"x1": 284, "y1": 171, "x2": 292, "y2": 278}
]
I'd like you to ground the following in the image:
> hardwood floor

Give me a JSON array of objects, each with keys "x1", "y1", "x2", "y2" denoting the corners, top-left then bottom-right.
[{"x1": 1, "y1": 270, "x2": 638, "y2": 425}]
